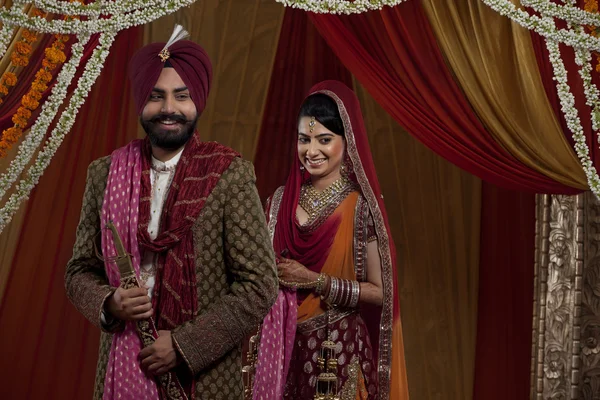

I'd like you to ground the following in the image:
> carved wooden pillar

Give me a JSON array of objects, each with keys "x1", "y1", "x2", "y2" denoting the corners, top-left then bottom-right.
[{"x1": 531, "y1": 192, "x2": 600, "y2": 399}]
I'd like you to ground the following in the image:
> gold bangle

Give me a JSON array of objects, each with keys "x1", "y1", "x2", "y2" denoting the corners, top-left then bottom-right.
[{"x1": 315, "y1": 273, "x2": 327, "y2": 295}]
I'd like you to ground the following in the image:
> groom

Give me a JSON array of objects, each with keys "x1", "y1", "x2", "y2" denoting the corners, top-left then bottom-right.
[{"x1": 65, "y1": 34, "x2": 278, "y2": 399}]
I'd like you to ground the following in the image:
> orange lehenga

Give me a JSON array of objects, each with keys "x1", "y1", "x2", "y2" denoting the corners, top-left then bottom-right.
[{"x1": 278, "y1": 191, "x2": 376, "y2": 399}]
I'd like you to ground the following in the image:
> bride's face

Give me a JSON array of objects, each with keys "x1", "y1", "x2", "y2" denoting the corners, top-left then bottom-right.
[{"x1": 297, "y1": 116, "x2": 345, "y2": 180}]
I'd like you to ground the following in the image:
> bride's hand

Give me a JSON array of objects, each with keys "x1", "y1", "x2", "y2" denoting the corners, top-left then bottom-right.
[{"x1": 277, "y1": 257, "x2": 318, "y2": 287}]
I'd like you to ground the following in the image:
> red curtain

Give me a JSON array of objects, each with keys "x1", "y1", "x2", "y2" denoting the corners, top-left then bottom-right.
[
  {"x1": 309, "y1": 2, "x2": 580, "y2": 194},
  {"x1": 474, "y1": 183, "x2": 535, "y2": 400},
  {"x1": 254, "y1": 8, "x2": 353, "y2": 202},
  {"x1": 0, "y1": 27, "x2": 142, "y2": 399}
]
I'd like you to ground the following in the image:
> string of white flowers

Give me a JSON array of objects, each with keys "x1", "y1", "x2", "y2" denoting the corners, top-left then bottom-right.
[
  {"x1": 573, "y1": 36, "x2": 600, "y2": 133},
  {"x1": 274, "y1": 0, "x2": 407, "y2": 14},
  {"x1": 0, "y1": 32, "x2": 116, "y2": 232},
  {"x1": 481, "y1": 0, "x2": 600, "y2": 51},
  {"x1": 540, "y1": 2, "x2": 600, "y2": 197},
  {"x1": 0, "y1": 35, "x2": 91, "y2": 202},
  {"x1": 547, "y1": 38, "x2": 600, "y2": 196},
  {"x1": 0, "y1": 22, "x2": 15, "y2": 60},
  {"x1": 0, "y1": 0, "x2": 197, "y2": 34},
  {"x1": 521, "y1": 0, "x2": 600, "y2": 28},
  {"x1": 31, "y1": 0, "x2": 184, "y2": 18}
]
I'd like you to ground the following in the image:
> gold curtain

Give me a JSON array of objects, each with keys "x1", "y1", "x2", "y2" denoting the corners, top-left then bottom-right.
[
  {"x1": 144, "y1": 0, "x2": 285, "y2": 159},
  {"x1": 354, "y1": 78, "x2": 481, "y2": 400},
  {"x1": 421, "y1": 0, "x2": 587, "y2": 190}
]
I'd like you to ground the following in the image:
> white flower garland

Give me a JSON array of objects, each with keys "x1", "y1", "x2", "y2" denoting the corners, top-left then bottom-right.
[
  {"x1": 521, "y1": 0, "x2": 600, "y2": 27},
  {"x1": 545, "y1": 37, "x2": 600, "y2": 196},
  {"x1": 0, "y1": 35, "x2": 91, "y2": 202},
  {"x1": 0, "y1": 0, "x2": 197, "y2": 34},
  {"x1": 31, "y1": 0, "x2": 185, "y2": 18},
  {"x1": 0, "y1": 32, "x2": 116, "y2": 232},
  {"x1": 575, "y1": 47, "x2": 600, "y2": 132},
  {"x1": 482, "y1": 0, "x2": 600, "y2": 51},
  {"x1": 532, "y1": 2, "x2": 600, "y2": 197},
  {"x1": 0, "y1": 23, "x2": 15, "y2": 61},
  {"x1": 274, "y1": 0, "x2": 407, "y2": 14}
]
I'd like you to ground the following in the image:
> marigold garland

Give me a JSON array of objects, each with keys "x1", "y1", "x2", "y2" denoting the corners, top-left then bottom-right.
[
  {"x1": 8, "y1": 9, "x2": 44, "y2": 69},
  {"x1": 0, "y1": 26, "x2": 40, "y2": 104},
  {"x1": 0, "y1": 2, "x2": 83, "y2": 158},
  {"x1": 0, "y1": 30, "x2": 69, "y2": 158},
  {"x1": 0, "y1": 8, "x2": 45, "y2": 103}
]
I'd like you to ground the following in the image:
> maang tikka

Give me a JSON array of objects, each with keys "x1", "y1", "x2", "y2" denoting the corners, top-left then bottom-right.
[{"x1": 309, "y1": 116, "x2": 316, "y2": 133}]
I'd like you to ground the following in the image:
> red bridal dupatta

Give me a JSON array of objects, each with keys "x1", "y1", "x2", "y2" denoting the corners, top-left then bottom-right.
[{"x1": 254, "y1": 81, "x2": 408, "y2": 400}]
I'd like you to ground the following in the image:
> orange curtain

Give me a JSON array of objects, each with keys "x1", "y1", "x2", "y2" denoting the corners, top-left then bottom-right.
[{"x1": 0, "y1": 27, "x2": 142, "y2": 399}]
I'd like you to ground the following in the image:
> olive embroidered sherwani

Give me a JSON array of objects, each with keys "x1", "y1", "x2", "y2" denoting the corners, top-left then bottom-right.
[{"x1": 65, "y1": 155, "x2": 278, "y2": 399}]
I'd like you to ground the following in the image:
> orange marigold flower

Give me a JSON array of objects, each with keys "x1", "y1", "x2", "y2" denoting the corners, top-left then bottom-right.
[
  {"x1": 2, "y1": 72, "x2": 17, "y2": 87},
  {"x1": 15, "y1": 41, "x2": 32, "y2": 56},
  {"x1": 585, "y1": 0, "x2": 599, "y2": 12},
  {"x1": 27, "y1": 90, "x2": 43, "y2": 101},
  {"x1": 42, "y1": 59, "x2": 58, "y2": 70},
  {"x1": 16, "y1": 108, "x2": 32, "y2": 120},
  {"x1": 57, "y1": 34, "x2": 70, "y2": 43},
  {"x1": 22, "y1": 30, "x2": 38, "y2": 44},
  {"x1": 54, "y1": 41, "x2": 66, "y2": 51},
  {"x1": 22, "y1": 95, "x2": 39, "y2": 110},
  {"x1": 12, "y1": 114, "x2": 28, "y2": 127},
  {"x1": 4, "y1": 127, "x2": 23, "y2": 143},
  {"x1": 0, "y1": 85, "x2": 8, "y2": 96},
  {"x1": 11, "y1": 53, "x2": 29, "y2": 67},
  {"x1": 32, "y1": 81, "x2": 48, "y2": 93},
  {"x1": 35, "y1": 69, "x2": 53, "y2": 84},
  {"x1": 45, "y1": 47, "x2": 66, "y2": 64}
]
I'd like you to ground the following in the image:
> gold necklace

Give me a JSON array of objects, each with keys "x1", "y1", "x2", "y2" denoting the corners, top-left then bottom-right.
[{"x1": 299, "y1": 176, "x2": 352, "y2": 222}]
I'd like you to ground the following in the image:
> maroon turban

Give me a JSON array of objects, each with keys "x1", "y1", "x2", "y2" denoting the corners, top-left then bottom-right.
[{"x1": 128, "y1": 40, "x2": 212, "y2": 115}]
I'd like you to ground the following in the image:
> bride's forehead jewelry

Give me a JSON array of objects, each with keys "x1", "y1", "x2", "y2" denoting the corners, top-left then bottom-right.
[{"x1": 309, "y1": 116, "x2": 316, "y2": 133}]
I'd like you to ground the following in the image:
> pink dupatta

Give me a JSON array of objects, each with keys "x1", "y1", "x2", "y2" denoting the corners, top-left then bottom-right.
[{"x1": 101, "y1": 140, "x2": 159, "y2": 400}]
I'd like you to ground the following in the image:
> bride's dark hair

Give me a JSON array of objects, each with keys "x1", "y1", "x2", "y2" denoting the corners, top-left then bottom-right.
[{"x1": 298, "y1": 93, "x2": 344, "y2": 136}]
